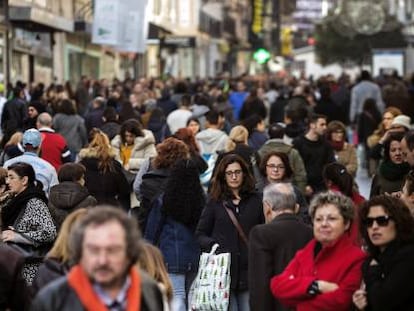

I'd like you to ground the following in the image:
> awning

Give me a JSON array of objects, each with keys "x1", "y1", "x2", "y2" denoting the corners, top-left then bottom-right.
[
  {"x1": 148, "y1": 22, "x2": 172, "y2": 39},
  {"x1": 9, "y1": 6, "x2": 74, "y2": 32}
]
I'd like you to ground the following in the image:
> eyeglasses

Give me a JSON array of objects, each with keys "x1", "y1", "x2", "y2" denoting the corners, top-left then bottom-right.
[
  {"x1": 266, "y1": 164, "x2": 285, "y2": 170},
  {"x1": 225, "y1": 170, "x2": 243, "y2": 177},
  {"x1": 364, "y1": 215, "x2": 393, "y2": 228}
]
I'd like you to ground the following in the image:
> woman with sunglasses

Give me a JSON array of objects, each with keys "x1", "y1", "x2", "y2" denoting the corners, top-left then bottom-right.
[
  {"x1": 196, "y1": 154, "x2": 264, "y2": 310},
  {"x1": 353, "y1": 195, "x2": 414, "y2": 310}
]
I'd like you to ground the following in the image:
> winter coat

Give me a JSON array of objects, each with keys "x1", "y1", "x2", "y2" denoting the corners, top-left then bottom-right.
[
  {"x1": 196, "y1": 128, "x2": 228, "y2": 155},
  {"x1": 48, "y1": 182, "x2": 97, "y2": 230},
  {"x1": 362, "y1": 241, "x2": 414, "y2": 311},
  {"x1": 1, "y1": 97, "x2": 26, "y2": 137},
  {"x1": 196, "y1": 193, "x2": 264, "y2": 291},
  {"x1": 248, "y1": 214, "x2": 313, "y2": 311},
  {"x1": 53, "y1": 113, "x2": 88, "y2": 154},
  {"x1": 335, "y1": 142, "x2": 358, "y2": 177},
  {"x1": 111, "y1": 130, "x2": 157, "y2": 171},
  {"x1": 258, "y1": 139, "x2": 307, "y2": 193},
  {"x1": 78, "y1": 147, "x2": 130, "y2": 211},
  {"x1": 31, "y1": 257, "x2": 69, "y2": 298},
  {"x1": 30, "y1": 271, "x2": 165, "y2": 311},
  {"x1": 248, "y1": 130, "x2": 268, "y2": 151},
  {"x1": 271, "y1": 234, "x2": 366, "y2": 311}
]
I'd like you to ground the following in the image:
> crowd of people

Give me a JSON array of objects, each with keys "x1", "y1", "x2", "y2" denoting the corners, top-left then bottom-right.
[{"x1": 2, "y1": 69, "x2": 414, "y2": 310}]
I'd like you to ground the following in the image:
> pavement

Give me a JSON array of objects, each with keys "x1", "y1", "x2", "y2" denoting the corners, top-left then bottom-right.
[{"x1": 355, "y1": 167, "x2": 372, "y2": 199}]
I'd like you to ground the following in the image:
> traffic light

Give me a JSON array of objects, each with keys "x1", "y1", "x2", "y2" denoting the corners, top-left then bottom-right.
[{"x1": 253, "y1": 48, "x2": 271, "y2": 64}]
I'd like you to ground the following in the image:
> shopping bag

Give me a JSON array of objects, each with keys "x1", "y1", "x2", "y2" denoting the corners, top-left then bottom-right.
[{"x1": 189, "y1": 244, "x2": 231, "y2": 311}]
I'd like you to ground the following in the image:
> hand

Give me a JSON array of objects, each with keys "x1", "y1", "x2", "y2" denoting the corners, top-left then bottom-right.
[
  {"x1": 352, "y1": 289, "x2": 367, "y2": 310},
  {"x1": 317, "y1": 280, "x2": 339, "y2": 293},
  {"x1": 2, "y1": 229, "x2": 16, "y2": 242},
  {"x1": 385, "y1": 191, "x2": 401, "y2": 199}
]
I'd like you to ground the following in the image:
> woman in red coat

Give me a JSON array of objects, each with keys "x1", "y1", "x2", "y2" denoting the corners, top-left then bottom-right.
[{"x1": 271, "y1": 191, "x2": 366, "y2": 311}]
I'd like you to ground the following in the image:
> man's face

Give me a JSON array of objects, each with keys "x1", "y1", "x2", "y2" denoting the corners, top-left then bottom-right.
[
  {"x1": 401, "y1": 138, "x2": 414, "y2": 167},
  {"x1": 80, "y1": 221, "x2": 129, "y2": 289},
  {"x1": 312, "y1": 118, "x2": 327, "y2": 136},
  {"x1": 28, "y1": 107, "x2": 38, "y2": 119}
]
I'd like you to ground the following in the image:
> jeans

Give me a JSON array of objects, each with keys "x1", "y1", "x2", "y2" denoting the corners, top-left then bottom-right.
[
  {"x1": 169, "y1": 272, "x2": 197, "y2": 311},
  {"x1": 229, "y1": 290, "x2": 250, "y2": 311}
]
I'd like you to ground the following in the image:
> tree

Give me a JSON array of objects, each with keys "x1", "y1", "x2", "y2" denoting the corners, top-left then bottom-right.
[{"x1": 314, "y1": 15, "x2": 406, "y2": 66}]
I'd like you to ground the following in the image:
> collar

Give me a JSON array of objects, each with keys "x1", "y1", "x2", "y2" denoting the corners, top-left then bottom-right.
[
  {"x1": 23, "y1": 151, "x2": 38, "y2": 156},
  {"x1": 38, "y1": 127, "x2": 55, "y2": 133},
  {"x1": 93, "y1": 276, "x2": 131, "y2": 310}
]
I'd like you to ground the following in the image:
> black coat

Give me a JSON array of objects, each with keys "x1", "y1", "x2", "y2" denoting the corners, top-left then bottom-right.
[
  {"x1": 31, "y1": 258, "x2": 69, "y2": 298},
  {"x1": 0, "y1": 243, "x2": 28, "y2": 311},
  {"x1": 248, "y1": 214, "x2": 313, "y2": 311},
  {"x1": 30, "y1": 271, "x2": 164, "y2": 311},
  {"x1": 363, "y1": 242, "x2": 414, "y2": 311},
  {"x1": 196, "y1": 192, "x2": 264, "y2": 291}
]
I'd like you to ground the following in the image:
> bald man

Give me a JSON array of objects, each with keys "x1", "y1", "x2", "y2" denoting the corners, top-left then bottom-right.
[{"x1": 37, "y1": 112, "x2": 71, "y2": 170}]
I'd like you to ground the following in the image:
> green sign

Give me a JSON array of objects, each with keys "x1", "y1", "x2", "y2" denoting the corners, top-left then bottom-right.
[{"x1": 253, "y1": 48, "x2": 271, "y2": 64}]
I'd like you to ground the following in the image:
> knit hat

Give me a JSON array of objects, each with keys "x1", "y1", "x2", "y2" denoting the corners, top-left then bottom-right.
[{"x1": 391, "y1": 115, "x2": 411, "y2": 130}]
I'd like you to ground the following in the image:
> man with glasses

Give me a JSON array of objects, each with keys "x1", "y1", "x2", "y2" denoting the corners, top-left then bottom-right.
[
  {"x1": 31, "y1": 207, "x2": 164, "y2": 311},
  {"x1": 248, "y1": 183, "x2": 312, "y2": 311}
]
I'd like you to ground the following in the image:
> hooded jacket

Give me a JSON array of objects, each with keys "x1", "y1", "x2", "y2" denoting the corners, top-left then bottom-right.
[
  {"x1": 196, "y1": 128, "x2": 228, "y2": 155},
  {"x1": 111, "y1": 129, "x2": 157, "y2": 171},
  {"x1": 48, "y1": 182, "x2": 97, "y2": 229}
]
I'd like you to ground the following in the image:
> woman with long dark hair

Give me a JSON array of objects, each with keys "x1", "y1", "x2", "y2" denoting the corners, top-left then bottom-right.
[
  {"x1": 1, "y1": 162, "x2": 56, "y2": 284},
  {"x1": 196, "y1": 154, "x2": 264, "y2": 310}
]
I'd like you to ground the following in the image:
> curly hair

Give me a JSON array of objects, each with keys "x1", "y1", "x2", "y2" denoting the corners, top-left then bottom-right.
[
  {"x1": 359, "y1": 195, "x2": 414, "y2": 256},
  {"x1": 309, "y1": 191, "x2": 354, "y2": 225},
  {"x1": 173, "y1": 128, "x2": 200, "y2": 155},
  {"x1": 259, "y1": 151, "x2": 293, "y2": 181},
  {"x1": 326, "y1": 120, "x2": 347, "y2": 142},
  {"x1": 152, "y1": 137, "x2": 190, "y2": 169},
  {"x1": 120, "y1": 119, "x2": 144, "y2": 144},
  {"x1": 209, "y1": 154, "x2": 255, "y2": 202}
]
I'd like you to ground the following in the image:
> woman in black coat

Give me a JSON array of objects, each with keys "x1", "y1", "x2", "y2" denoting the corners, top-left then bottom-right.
[
  {"x1": 196, "y1": 154, "x2": 264, "y2": 310},
  {"x1": 353, "y1": 195, "x2": 414, "y2": 310}
]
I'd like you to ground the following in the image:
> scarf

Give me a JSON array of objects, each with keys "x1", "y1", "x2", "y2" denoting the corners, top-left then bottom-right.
[
  {"x1": 329, "y1": 140, "x2": 345, "y2": 151},
  {"x1": 1, "y1": 186, "x2": 47, "y2": 230},
  {"x1": 67, "y1": 265, "x2": 141, "y2": 311},
  {"x1": 379, "y1": 160, "x2": 410, "y2": 181}
]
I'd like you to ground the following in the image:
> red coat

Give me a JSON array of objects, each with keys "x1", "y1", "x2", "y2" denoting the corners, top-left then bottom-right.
[{"x1": 270, "y1": 234, "x2": 366, "y2": 311}]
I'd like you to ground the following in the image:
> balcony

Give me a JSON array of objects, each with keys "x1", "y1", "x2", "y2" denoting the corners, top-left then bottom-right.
[{"x1": 199, "y1": 11, "x2": 222, "y2": 38}]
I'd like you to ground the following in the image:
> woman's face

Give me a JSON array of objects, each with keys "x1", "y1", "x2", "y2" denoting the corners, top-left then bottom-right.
[
  {"x1": 366, "y1": 205, "x2": 396, "y2": 251},
  {"x1": 225, "y1": 162, "x2": 244, "y2": 192},
  {"x1": 124, "y1": 131, "x2": 136, "y2": 145},
  {"x1": 266, "y1": 155, "x2": 286, "y2": 183},
  {"x1": 382, "y1": 112, "x2": 395, "y2": 130},
  {"x1": 330, "y1": 129, "x2": 345, "y2": 142},
  {"x1": 313, "y1": 204, "x2": 349, "y2": 246},
  {"x1": 6, "y1": 170, "x2": 27, "y2": 194},
  {"x1": 187, "y1": 120, "x2": 200, "y2": 135},
  {"x1": 389, "y1": 140, "x2": 403, "y2": 164}
]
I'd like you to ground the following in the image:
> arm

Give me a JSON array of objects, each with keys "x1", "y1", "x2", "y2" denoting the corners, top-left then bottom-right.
[
  {"x1": 296, "y1": 256, "x2": 365, "y2": 311},
  {"x1": 290, "y1": 149, "x2": 307, "y2": 194},
  {"x1": 345, "y1": 145, "x2": 358, "y2": 177},
  {"x1": 133, "y1": 158, "x2": 150, "y2": 201},
  {"x1": 128, "y1": 144, "x2": 157, "y2": 171},
  {"x1": 195, "y1": 200, "x2": 217, "y2": 251}
]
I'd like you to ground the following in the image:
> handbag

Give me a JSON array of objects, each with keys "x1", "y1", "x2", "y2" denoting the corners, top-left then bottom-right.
[
  {"x1": 6, "y1": 241, "x2": 51, "y2": 264},
  {"x1": 189, "y1": 243, "x2": 231, "y2": 311}
]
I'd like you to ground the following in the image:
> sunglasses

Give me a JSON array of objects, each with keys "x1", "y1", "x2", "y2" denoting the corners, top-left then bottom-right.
[{"x1": 364, "y1": 215, "x2": 393, "y2": 227}]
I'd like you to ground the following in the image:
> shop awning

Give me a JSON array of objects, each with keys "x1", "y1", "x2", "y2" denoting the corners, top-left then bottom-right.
[
  {"x1": 148, "y1": 22, "x2": 172, "y2": 39},
  {"x1": 9, "y1": 6, "x2": 74, "y2": 32}
]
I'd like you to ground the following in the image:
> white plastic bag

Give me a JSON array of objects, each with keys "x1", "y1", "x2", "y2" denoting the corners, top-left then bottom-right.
[{"x1": 189, "y1": 244, "x2": 231, "y2": 311}]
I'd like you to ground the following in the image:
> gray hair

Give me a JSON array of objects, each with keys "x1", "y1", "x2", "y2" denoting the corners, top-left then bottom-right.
[
  {"x1": 37, "y1": 112, "x2": 53, "y2": 127},
  {"x1": 309, "y1": 191, "x2": 354, "y2": 223},
  {"x1": 69, "y1": 206, "x2": 141, "y2": 267},
  {"x1": 263, "y1": 183, "x2": 296, "y2": 212}
]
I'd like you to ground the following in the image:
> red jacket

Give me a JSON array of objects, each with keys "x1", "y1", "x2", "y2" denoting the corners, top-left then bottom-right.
[
  {"x1": 270, "y1": 234, "x2": 366, "y2": 311},
  {"x1": 39, "y1": 128, "x2": 71, "y2": 170}
]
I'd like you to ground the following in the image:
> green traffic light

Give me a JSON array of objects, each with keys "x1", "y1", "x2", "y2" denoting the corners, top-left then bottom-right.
[{"x1": 253, "y1": 48, "x2": 271, "y2": 64}]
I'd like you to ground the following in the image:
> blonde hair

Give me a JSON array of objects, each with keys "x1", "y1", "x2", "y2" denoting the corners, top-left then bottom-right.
[
  {"x1": 47, "y1": 208, "x2": 88, "y2": 263},
  {"x1": 5, "y1": 131, "x2": 23, "y2": 146},
  {"x1": 137, "y1": 242, "x2": 173, "y2": 301},
  {"x1": 88, "y1": 129, "x2": 116, "y2": 172},
  {"x1": 225, "y1": 125, "x2": 249, "y2": 152}
]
